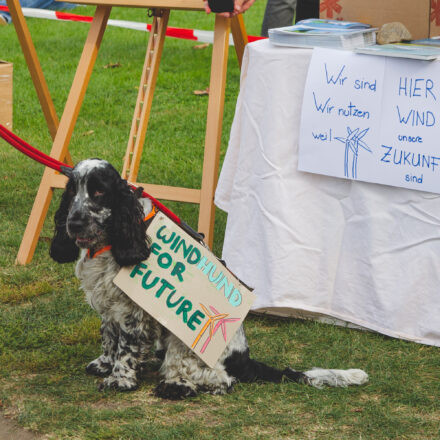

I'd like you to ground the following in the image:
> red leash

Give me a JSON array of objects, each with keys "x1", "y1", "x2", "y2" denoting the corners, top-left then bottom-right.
[
  {"x1": 0, "y1": 124, "x2": 66, "y2": 172},
  {"x1": 0, "y1": 124, "x2": 205, "y2": 243}
]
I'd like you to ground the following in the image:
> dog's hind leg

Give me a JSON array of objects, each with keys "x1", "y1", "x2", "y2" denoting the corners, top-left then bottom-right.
[
  {"x1": 154, "y1": 327, "x2": 250, "y2": 399},
  {"x1": 155, "y1": 338, "x2": 233, "y2": 399},
  {"x1": 86, "y1": 319, "x2": 119, "y2": 377}
]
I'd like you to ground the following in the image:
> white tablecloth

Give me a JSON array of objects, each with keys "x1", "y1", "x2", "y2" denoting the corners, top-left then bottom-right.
[{"x1": 215, "y1": 39, "x2": 440, "y2": 347}]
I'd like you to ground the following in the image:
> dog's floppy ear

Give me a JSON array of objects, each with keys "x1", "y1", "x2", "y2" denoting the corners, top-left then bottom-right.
[
  {"x1": 109, "y1": 181, "x2": 150, "y2": 267},
  {"x1": 50, "y1": 180, "x2": 80, "y2": 263}
]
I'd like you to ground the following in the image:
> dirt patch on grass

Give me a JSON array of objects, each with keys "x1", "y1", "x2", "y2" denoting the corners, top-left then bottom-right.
[{"x1": 0, "y1": 414, "x2": 42, "y2": 440}]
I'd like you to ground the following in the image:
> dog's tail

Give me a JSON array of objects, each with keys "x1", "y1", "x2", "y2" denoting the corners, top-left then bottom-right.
[
  {"x1": 224, "y1": 351, "x2": 368, "y2": 388},
  {"x1": 287, "y1": 367, "x2": 368, "y2": 388}
]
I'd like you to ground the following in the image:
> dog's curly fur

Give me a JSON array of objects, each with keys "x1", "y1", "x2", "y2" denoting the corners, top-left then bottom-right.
[{"x1": 50, "y1": 158, "x2": 368, "y2": 399}]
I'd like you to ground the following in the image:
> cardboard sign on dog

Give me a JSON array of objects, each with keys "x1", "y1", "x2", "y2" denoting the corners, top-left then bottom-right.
[{"x1": 113, "y1": 214, "x2": 255, "y2": 368}]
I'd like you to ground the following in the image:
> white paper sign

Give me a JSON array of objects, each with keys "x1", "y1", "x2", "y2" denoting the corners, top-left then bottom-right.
[
  {"x1": 299, "y1": 48, "x2": 440, "y2": 193},
  {"x1": 114, "y1": 214, "x2": 255, "y2": 368}
]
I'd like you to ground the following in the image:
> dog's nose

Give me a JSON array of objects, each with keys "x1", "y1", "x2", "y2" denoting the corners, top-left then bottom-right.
[{"x1": 67, "y1": 212, "x2": 87, "y2": 234}]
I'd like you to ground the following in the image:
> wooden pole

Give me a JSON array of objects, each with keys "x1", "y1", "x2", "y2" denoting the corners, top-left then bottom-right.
[
  {"x1": 6, "y1": 0, "x2": 60, "y2": 140},
  {"x1": 198, "y1": 15, "x2": 230, "y2": 247},
  {"x1": 231, "y1": 15, "x2": 248, "y2": 69}
]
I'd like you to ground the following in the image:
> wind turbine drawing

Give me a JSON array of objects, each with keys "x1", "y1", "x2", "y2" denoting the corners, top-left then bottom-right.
[
  {"x1": 335, "y1": 127, "x2": 371, "y2": 179},
  {"x1": 191, "y1": 304, "x2": 240, "y2": 354}
]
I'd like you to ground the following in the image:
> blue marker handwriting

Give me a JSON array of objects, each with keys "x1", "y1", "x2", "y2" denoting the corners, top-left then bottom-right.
[
  {"x1": 398, "y1": 77, "x2": 436, "y2": 100},
  {"x1": 380, "y1": 145, "x2": 440, "y2": 172},
  {"x1": 312, "y1": 129, "x2": 332, "y2": 142},
  {"x1": 338, "y1": 103, "x2": 370, "y2": 119},
  {"x1": 323, "y1": 63, "x2": 377, "y2": 92},
  {"x1": 397, "y1": 134, "x2": 423, "y2": 144},
  {"x1": 313, "y1": 93, "x2": 370, "y2": 119},
  {"x1": 396, "y1": 106, "x2": 435, "y2": 127},
  {"x1": 405, "y1": 173, "x2": 423, "y2": 184},
  {"x1": 354, "y1": 79, "x2": 377, "y2": 92},
  {"x1": 325, "y1": 64, "x2": 347, "y2": 86},
  {"x1": 313, "y1": 93, "x2": 334, "y2": 114}
]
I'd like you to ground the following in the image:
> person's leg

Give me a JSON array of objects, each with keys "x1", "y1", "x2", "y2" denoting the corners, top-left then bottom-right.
[
  {"x1": 261, "y1": 0, "x2": 297, "y2": 36},
  {"x1": 295, "y1": 0, "x2": 319, "y2": 22}
]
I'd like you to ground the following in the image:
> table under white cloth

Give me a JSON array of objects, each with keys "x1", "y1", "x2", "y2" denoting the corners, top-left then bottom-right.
[{"x1": 215, "y1": 39, "x2": 440, "y2": 347}]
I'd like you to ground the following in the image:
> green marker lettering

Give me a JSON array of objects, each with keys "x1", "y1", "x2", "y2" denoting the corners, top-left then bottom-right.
[
  {"x1": 170, "y1": 235, "x2": 181, "y2": 250},
  {"x1": 175, "y1": 239, "x2": 192, "y2": 259},
  {"x1": 176, "y1": 299, "x2": 192, "y2": 323},
  {"x1": 156, "y1": 225, "x2": 175, "y2": 244},
  {"x1": 170, "y1": 262, "x2": 186, "y2": 282},
  {"x1": 142, "y1": 270, "x2": 160, "y2": 290},
  {"x1": 151, "y1": 242, "x2": 162, "y2": 256},
  {"x1": 155, "y1": 279, "x2": 175, "y2": 298},
  {"x1": 187, "y1": 310, "x2": 205, "y2": 331},
  {"x1": 130, "y1": 262, "x2": 147, "y2": 278},
  {"x1": 166, "y1": 291, "x2": 184, "y2": 308},
  {"x1": 157, "y1": 252, "x2": 172, "y2": 269},
  {"x1": 187, "y1": 247, "x2": 201, "y2": 265}
]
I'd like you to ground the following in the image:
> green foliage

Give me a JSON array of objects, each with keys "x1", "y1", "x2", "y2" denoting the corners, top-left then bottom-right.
[{"x1": 1, "y1": 5, "x2": 440, "y2": 439}]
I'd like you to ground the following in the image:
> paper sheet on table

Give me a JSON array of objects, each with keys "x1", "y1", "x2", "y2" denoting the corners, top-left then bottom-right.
[{"x1": 299, "y1": 48, "x2": 440, "y2": 194}]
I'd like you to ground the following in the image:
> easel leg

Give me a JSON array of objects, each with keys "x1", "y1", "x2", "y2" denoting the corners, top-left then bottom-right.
[
  {"x1": 230, "y1": 15, "x2": 248, "y2": 69},
  {"x1": 6, "y1": 0, "x2": 73, "y2": 165},
  {"x1": 6, "y1": 0, "x2": 59, "y2": 140},
  {"x1": 15, "y1": 5, "x2": 112, "y2": 265},
  {"x1": 198, "y1": 15, "x2": 231, "y2": 247},
  {"x1": 122, "y1": 9, "x2": 170, "y2": 182}
]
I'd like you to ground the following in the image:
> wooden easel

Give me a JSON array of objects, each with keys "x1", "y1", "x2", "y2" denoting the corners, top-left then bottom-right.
[{"x1": 8, "y1": 0, "x2": 248, "y2": 265}]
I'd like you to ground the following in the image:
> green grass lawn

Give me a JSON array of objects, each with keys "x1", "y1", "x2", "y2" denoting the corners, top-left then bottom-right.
[{"x1": 1, "y1": 5, "x2": 440, "y2": 439}]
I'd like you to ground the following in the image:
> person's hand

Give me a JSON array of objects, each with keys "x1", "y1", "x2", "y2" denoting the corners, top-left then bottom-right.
[{"x1": 204, "y1": 0, "x2": 256, "y2": 17}]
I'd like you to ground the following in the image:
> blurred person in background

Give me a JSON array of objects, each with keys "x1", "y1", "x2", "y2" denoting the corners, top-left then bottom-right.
[{"x1": 261, "y1": 0, "x2": 319, "y2": 37}]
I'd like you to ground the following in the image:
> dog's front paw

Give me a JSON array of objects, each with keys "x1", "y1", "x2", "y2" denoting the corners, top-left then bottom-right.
[
  {"x1": 154, "y1": 379, "x2": 197, "y2": 400},
  {"x1": 99, "y1": 375, "x2": 139, "y2": 392},
  {"x1": 86, "y1": 358, "x2": 113, "y2": 377}
]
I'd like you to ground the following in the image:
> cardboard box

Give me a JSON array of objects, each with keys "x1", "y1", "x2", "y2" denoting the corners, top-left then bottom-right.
[
  {"x1": 320, "y1": 0, "x2": 440, "y2": 40},
  {"x1": 0, "y1": 61, "x2": 12, "y2": 130}
]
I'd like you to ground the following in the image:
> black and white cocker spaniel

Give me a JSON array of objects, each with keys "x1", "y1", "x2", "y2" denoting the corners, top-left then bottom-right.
[{"x1": 50, "y1": 158, "x2": 368, "y2": 399}]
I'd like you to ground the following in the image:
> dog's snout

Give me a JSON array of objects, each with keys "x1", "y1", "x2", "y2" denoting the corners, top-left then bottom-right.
[{"x1": 67, "y1": 211, "x2": 87, "y2": 234}]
